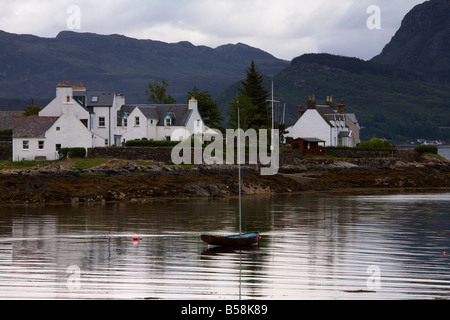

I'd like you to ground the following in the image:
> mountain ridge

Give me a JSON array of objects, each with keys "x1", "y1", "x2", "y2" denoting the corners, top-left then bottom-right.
[
  {"x1": 0, "y1": 29, "x2": 289, "y2": 102},
  {"x1": 371, "y1": 0, "x2": 450, "y2": 84}
]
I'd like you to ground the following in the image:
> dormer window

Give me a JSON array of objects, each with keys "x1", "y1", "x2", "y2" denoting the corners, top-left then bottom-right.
[
  {"x1": 91, "y1": 96, "x2": 99, "y2": 103},
  {"x1": 165, "y1": 117, "x2": 171, "y2": 127}
]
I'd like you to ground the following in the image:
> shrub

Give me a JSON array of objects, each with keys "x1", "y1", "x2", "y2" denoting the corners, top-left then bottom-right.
[
  {"x1": 357, "y1": 138, "x2": 395, "y2": 151},
  {"x1": 125, "y1": 139, "x2": 180, "y2": 147},
  {"x1": 58, "y1": 147, "x2": 87, "y2": 159},
  {"x1": 415, "y1": 145, "x2": 438, "y2": 156}
]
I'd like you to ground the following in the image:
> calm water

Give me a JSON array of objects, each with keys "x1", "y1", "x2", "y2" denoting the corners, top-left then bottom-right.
[
  {"x1": 439, "y1": 147, "x2": 450, "y2": 160},
  {"x1": 0, "y1": 190, "x2": 449, "y2": 300}
]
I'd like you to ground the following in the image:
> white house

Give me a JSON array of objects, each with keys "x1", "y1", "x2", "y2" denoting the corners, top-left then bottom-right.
[
  {"x1": 286, "y1": 95, "x2": 360, "y2": 147},
  {"x1": 39, "y1": 81, "x2": 92, "y2": 131},
  {"x1": 14, "y1": 81, "x2": 207, "y2": 161},
  {"x1": 116, "y1": 97, "x2": 205, "y2": 142},
  {"x1": 12, "y1": 100, "x2": 93, "y2": 161},
  {"x1": 39, "y1": 81, "x2": 125, "y2": 146}
]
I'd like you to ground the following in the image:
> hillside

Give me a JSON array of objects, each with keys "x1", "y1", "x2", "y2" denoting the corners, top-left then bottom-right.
[
  {"x1": 372, "y1": 0, "x2": 450, "y2": 85},
  {"x1": 0, "y1": 30, "x2": 288, "y2": 104},
  {"x1": 272, "y1": 53, "x2": 450, "y2": 143}
]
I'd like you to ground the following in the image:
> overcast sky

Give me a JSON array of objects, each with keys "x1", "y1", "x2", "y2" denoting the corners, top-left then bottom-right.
[{"x1": 0, "y1": 0, "x2": 426, "y2": 60}]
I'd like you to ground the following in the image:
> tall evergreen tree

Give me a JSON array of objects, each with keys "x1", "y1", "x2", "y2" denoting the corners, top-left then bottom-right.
[
  {"x1": 239, "y1": 60, "x2": 269, "y2": 128},
  {"x1": 228, "y1": 93, "x2": 258, "y2": 131}
]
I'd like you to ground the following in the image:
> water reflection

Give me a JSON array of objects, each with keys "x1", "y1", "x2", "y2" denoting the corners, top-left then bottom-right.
[{"x1": 0, "y1": 191, "x2": 449, "y2": 299}]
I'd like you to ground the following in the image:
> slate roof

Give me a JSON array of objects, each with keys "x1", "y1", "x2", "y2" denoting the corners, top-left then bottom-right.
[
  {"x1": 118, "y1": 104, "x2": 192, "y2": 127},
  {"x1": 86, "y1": 92, "x2": 115, "y2": 107},
  {"x1": 292, "y1": 137, "x2": 326, "y2": 143},
  {"x1": 346, "y1": 113, "x2": 360, "y2": 128},
  {"x1": 13, "y1": 116, "x2": 59, "y2": 138},
  {"x1": 0, "y1": 110, "x2": 23, "y2": 131}
]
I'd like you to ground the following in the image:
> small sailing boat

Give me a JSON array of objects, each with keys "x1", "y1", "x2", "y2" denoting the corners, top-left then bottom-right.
[
  {"x1": 201, "y1": 100, "x2": 260, "y2": 247},
  {"x1": 201, "y1": 232, "x2": 260, "y2": 246}
]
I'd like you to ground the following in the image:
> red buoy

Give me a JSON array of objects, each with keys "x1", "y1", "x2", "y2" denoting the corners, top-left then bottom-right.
[{"x1": 133, "y1": 234, "x2": 139, "y2": 241}]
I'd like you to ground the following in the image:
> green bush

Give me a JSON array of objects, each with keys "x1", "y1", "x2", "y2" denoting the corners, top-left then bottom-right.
[
  {"x1": 415, "y1": 145, "x2": 438, "y2": 155},
  {"x1": 58, "y1": 147, "x2": 86, "y2": 159},
  {"x1": 357, "y1": 138, "x2": 395, "y2": 151},
  {"x1": 125, "y1": 139, "x2": 180, "y2": 147}
]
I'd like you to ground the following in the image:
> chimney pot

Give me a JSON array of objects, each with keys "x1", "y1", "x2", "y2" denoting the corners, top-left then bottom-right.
[{"x1": 67, "y1": 96, "x2": 70, "y2": 103}]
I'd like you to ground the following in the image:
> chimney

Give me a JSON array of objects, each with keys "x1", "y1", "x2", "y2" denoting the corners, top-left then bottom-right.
[
  {"x1": 307, "y1": 94, "x2": 316, "y2": 109},
  {"x1": 62, "y1": 94, "x2": 74, "y2": 115},
  {"x1": 188, "y1": 96, "x2": 198, "y2": 111},
  {"x1": 56, "y1": 81, "x2": 74, "y2": 105},
  {"x1": 337, "y1": 99, "x2": 346, "y2": 114},
  {"x1": 298, "y1": 106, "x2": 305, "y2": 119},
  {"x1": 116, "y1": 93, "x2": 126, "y2": 108},
  {"x1": 325, "y1": 95, "x2": 334, "y2": 107}
]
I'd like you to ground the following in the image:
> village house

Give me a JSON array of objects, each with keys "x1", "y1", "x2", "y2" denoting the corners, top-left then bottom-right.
[
  {"x1": 39, "y1": 81, "x2": 125, "y2": 147},
  {"x1": 12, "y1": 98, "x2": 93, "y2": 161},
  {"x1": 11, "y1": 81, "x2": 206, "y2": 161},
  {"x1": 286, "y1": 95, "x2": 360, "y2": 147},
  {"x1": 116, "y1": 97, "x2": 205, "y2": 142}
]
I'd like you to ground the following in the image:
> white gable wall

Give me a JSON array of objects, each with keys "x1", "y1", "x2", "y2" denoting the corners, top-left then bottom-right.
[
  {"x1": 40, "y1": 96, "x2": 91, "y2": 128},
  {"x1": 121, "y1": 108, "x2": 149, "y2": 141},
  {"x1": 40, "y1": 85, "x2": 91, "y2": 129},
  {"x1": 288, "y1": 110, "x2": 333, "y2": 146},
  {"x1": 13, "y1": 111, "x2": 93, "y2": 161}
]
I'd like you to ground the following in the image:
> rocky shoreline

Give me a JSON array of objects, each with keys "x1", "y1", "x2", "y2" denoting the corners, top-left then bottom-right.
[{"x1": 0, "y1": 155, "x2": 449, "y2": 206}]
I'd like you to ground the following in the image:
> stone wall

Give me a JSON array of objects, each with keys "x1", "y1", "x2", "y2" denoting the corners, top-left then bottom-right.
[
  {"x1": 88, "y1": 147, "x2": 174, "y2": 163},
  {"x1": 87, "y1": 146, "x2": 419, "y2": 165},
  {"x1": 324, "y1": 148, "x2": 419, "y2": 161}
]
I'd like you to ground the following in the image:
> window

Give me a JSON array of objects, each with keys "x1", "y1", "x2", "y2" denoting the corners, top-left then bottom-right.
[
  {"x1": 165, "y1": 118, "x2": 171, "y2": 127},
  {"x1": 123, "y1": 118, "x2": 127, "y2": 127},
  {"x1": 196, "y1": 119, "x2": 201, "y2": 127},
  {"x1": 38, "y1": 141, "x2": 44, "y2": 150},
  {"x1": 135, "y1": 117, "x2": 140, "y2": 126},
  {"x1": 105, "y1": 139, "x2": 109, "y2": 146},
  {"x1": 23, "y1": 140, "x2": 29, "y2": 150},
  {"x1": 55, "y1": 144, "x2": 61, "y2": 151},
  {"x1": 56, "y1": 127, "x2": 60, "y2": 131},
  {"x1": 99, "y1": 117, "x2": 105, "y2": 127},
  {"x1": 91, "y1": 96, "x2": 99, "y2": 103},
  {"x1": 150, "y1": 119, "x2": 154, "y2": 125},
  {"x1": 165, "y1": 136, "x2": 171, "y2": 141}
]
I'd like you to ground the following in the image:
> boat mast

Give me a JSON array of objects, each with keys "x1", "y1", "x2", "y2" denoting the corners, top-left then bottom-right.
[{"x1": 238, "y1": 100, "x2": 242, "y2": 237}]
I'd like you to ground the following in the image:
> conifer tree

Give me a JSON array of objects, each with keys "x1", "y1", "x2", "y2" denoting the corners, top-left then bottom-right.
[
  {"x1": 239, "y1": 60, "x2": 269, "y2": 128},
  {"x1": 186, "y1": 86, "x2": 224, "y2": 128}
]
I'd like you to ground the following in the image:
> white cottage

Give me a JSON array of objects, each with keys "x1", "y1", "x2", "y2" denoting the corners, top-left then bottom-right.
[
  {"x1": 39, "y1": 81, "x2": 126, "y2": 146},
  {"x1": 287, "y1": 95, "x2": 360, "y2": 147},
  {"x1": 117, "y1": 97, "x2": 205, "y2": 142},
  {"x1": 12, "y1": 100, "x2": 93, "y2": 161}
]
